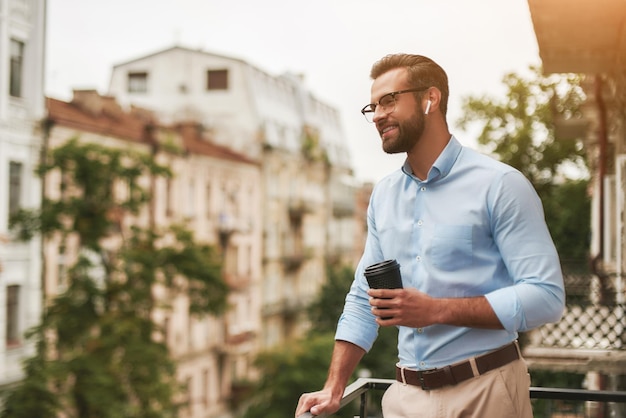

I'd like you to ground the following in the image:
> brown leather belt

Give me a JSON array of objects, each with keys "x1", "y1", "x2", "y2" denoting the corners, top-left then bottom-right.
[{"x1": 395, "y1": 341, "x2": 520, "y2": 390}]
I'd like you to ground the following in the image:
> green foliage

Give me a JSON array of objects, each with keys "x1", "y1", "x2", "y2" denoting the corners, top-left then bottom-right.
[
  {"x1": 2, "y1": 138, "x2": 226, "y2": 418},
  {"x1": 457, "y1": 66, "x2": 588, "y2": 195},
  {"x1": 542, "y1": 179, "x2": 591, "y2": 262},
  {"x1": 0, "y1": 341, "x2": 59, "y2": 418}
]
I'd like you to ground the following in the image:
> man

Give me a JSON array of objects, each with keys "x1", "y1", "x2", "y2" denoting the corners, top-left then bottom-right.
[{"x1": 295, "y1": 54, "x2": 565, "y2": 418}]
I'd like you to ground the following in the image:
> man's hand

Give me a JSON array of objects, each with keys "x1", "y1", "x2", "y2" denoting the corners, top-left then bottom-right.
[
  {"x1": 368, "y1": 288, "x2": 438, "y2": 328},
  {"x1": 295, "y1": 389, "x2": 340, "y2": 417},
  {"x1": 294, "y1": 341, "x2": 366, "y2": 417}
]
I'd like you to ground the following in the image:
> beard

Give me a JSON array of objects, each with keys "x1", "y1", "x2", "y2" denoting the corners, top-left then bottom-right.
[{"x1": 381, "y1": 111, "x2": 425, "y2": 154}]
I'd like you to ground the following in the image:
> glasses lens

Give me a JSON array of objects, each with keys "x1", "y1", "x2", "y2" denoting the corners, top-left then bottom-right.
[
  {"x1": 360, "y1": 92, "x2": 401, "y2": 123},
  {"x1": 361, "y1": 105, "x2": 375, "y2": 123},
  {"x1": 379, "y1": 93, "x2": 396, "y2": 113}
]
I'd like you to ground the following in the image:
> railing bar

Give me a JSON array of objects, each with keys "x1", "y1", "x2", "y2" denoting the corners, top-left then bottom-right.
[
  {"x1": 296, "y1": 379, "x2": 626, "y2": 418},
  {"x1": 360, "y1": 391, "x2": 367, "y2": 418},
  {"x1": 530, "y1": 386, "x2": 626, "y2": 403}
]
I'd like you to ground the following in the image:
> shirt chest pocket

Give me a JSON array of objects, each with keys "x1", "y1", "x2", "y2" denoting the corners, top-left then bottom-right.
[{"x1": 429, "y1": 225, "x2": 473, "y2": 270}]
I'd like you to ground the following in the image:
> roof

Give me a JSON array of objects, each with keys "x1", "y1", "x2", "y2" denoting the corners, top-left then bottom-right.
[
  {"x1": 528, "y1": 0, "x2": 626, "y2": 74},
  {"x1": 46, "y1": 95, "x2": 258, "y2": 165},
  {"x1": 46, "y1": 96, "x2": 153, "y2": 144},
  {"x1": 175, "y1": 122, "x2": 258, "y2": 165},
  {"x1": 111, "y1": 45, "x2": 249, "y2": 70}
]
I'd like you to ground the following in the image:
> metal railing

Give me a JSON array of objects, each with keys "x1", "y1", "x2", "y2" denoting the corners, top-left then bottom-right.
[{"x1": 296, "y1": 378, "x2": 626, "y2": 418}]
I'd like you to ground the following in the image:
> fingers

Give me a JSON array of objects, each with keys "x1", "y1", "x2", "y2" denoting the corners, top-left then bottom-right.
[
  {"x1": 367, "y1": 288, "x2": 388, "y2": 299},
  {"x1": 296, "y1": 392, "x2": 338, "y2": 417},
  {"x1": 296, "y1": 393, "x2": 324, "y2": 417},
  {"x1": 368, "y1": 288, "x2": 403, "y2": 300},
  {"x1": 295, "y1": 394, "x2": 312, "y2": 417}
]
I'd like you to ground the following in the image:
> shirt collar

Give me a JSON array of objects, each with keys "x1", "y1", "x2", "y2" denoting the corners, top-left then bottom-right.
[{"x1": 401, "y1": 135, "x2": 461, "y2": 182}]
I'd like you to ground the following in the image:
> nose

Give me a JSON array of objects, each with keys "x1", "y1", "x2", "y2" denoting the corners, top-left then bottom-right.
[{"x1": 372, "y1": 106, "x2": 387, "y2": 123}]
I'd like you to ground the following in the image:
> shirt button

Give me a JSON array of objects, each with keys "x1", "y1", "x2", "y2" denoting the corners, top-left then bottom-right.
[
  {"x1": 420, "y1": 186, "x2": 426, "y2": 192},
  {"x1": 416, "y1": 256, "x2": 421, "y2": 262},
  {"x1": 417, "y1": 328, "x2": 423, "y2": 333},
  {"x1": 417, "y1": 220, "x2": 423, "y2": 226},
  {"x1": 420, "y1": 362, "x2": 426, "y2": 367}
]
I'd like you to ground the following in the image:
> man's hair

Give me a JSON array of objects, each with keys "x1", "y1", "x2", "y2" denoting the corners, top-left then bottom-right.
[{"x1": 370, "y1": 54, "x2": 449, "y2": 117}]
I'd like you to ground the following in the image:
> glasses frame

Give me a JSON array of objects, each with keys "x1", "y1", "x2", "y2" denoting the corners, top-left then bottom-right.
[{"x1": 360, "y1": 88, "x2": 428, "y2": 123}]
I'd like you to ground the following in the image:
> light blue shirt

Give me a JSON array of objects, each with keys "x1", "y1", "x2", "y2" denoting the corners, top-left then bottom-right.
[{"x1": 335, "y1": 136, "x2": 565, "y2": 369}]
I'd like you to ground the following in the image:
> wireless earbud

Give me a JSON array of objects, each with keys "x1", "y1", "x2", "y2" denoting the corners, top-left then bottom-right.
[{"x1": 424, "y1": 100, "x2": 432, "y2": 115}]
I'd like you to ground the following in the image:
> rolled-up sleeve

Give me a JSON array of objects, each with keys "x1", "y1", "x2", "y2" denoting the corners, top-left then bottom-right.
[{"x1": 334, "y1": 198, "x2": 384, "y2": 352}]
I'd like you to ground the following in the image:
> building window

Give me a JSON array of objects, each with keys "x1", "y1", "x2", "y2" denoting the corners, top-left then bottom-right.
[
  {"x1": 205, "y1": 182, "x2": 212, "y2": 218},
  {"x1": 186, "y1": 179, "x2": 195, "y2": 217},
  {"x1": 202, "y1": 368, "x2": 209, "y2": 407},
  {"x1": 10, "y1": 39, "x2": 24, "y2": 98},
  {"x1": 162, "y1": 316, "x2": 170, "y2": 345},
  {"x1": 206, "y1": 69, "x2": 228, "y2": 90},
  {"x1": 6, "y1": 285, "x2": 20, "y2": 346},
  {"x1": 128, "y1": 72, "x2": 148, "y2": 93},
  {"x1": 166, "y1": 178, "x2": 173, "y2": 216},
  {"x1": 57, "y1": 244, "x2": 68, "y2": 290},
  {"x1": 8, "y1": 161, "x2": 23, "y2": 219}
]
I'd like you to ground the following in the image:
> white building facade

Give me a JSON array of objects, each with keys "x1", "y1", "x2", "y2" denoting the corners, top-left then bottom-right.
[
  {"x1": 108, "y1": 46, "x2": 364, "y2": 352},
  {"x1": 0, "y1": 0, "x2": 46, "y2": 389}
]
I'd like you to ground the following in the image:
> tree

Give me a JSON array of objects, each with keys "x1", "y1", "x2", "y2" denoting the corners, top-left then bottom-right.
[
  {"x1": 3, "y1": 138, "x2": 228, "y2": 418},
  {"x1": 542, "y1": 179, "x2": 591, "y2": 266},
  {"x1": 457, "y1": 66, "x2": 591, "y2": 263}
]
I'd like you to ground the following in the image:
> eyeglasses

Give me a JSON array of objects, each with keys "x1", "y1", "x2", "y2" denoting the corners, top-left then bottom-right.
[{"x1": 360, "y1": 88, "x2": 427, "y2": 123}]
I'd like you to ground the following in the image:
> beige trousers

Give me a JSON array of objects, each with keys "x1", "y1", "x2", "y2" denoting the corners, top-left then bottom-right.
[{"x1": 381, "y1": 359, "x2": 532, "y2": 418}]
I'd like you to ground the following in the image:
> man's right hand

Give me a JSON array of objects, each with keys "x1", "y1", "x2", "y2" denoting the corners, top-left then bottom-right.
[
  {"x1": 295, "y1": 340, "x2": 366, "y2": 417},
  {"x1": 295, "y1": 389, "x2": 341, "y2": 417}
]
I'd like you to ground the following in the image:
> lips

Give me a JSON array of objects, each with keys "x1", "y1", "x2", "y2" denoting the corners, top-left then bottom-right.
[{"x1": 379, "y1": 124, "x2": 398, "y2": 139}]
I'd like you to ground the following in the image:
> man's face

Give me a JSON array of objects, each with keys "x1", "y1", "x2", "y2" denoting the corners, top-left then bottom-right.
[{"x1": 370, "y1": 68, "x2": 425, "y2": 154}]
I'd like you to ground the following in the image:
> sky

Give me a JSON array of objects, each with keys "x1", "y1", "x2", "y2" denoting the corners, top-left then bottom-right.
[{"x1": 45, "y1": 0, "x2": 542, "y2": 184}]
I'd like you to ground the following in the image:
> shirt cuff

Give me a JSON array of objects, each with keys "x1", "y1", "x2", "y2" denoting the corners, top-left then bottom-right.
[{"x1": 485, "y1": 287, "x2": 523, "y2": 332}]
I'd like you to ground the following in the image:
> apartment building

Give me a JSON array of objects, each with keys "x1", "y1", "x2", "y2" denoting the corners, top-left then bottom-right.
[
  {"x1": 45, "y1": 90, "x2": 262, "y2": 418},
  {"x1": 0, "y1": 0, "x2": 46, "y2": 390},
  {"x1": 107, "y1": 46, "x2": 366, "y2": 349}
]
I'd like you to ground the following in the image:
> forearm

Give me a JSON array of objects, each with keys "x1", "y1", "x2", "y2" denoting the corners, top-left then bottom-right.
[
  {"x1": 323, "y1": 340, "x2": 366, "y2": 396},
  {"x1": 434, "y1": 295, "x2": 503, "y2": 329},
  {"x1": 369, "y1": 288, "x2": 504, "y2": 329}
]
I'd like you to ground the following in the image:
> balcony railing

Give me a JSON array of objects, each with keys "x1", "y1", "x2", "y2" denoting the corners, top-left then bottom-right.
[{"x1": 296, "y1": 378, "x2": 626, "y2": 418}]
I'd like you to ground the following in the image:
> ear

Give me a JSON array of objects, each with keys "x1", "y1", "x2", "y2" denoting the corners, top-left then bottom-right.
[{"x1": 423, "y1": 88, "x2": 441, "y2": 115}]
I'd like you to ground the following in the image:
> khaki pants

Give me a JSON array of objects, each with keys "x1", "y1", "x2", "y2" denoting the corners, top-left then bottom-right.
[{"x1": 381, "y1": 359, "x2": 532, "y2": 418}]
